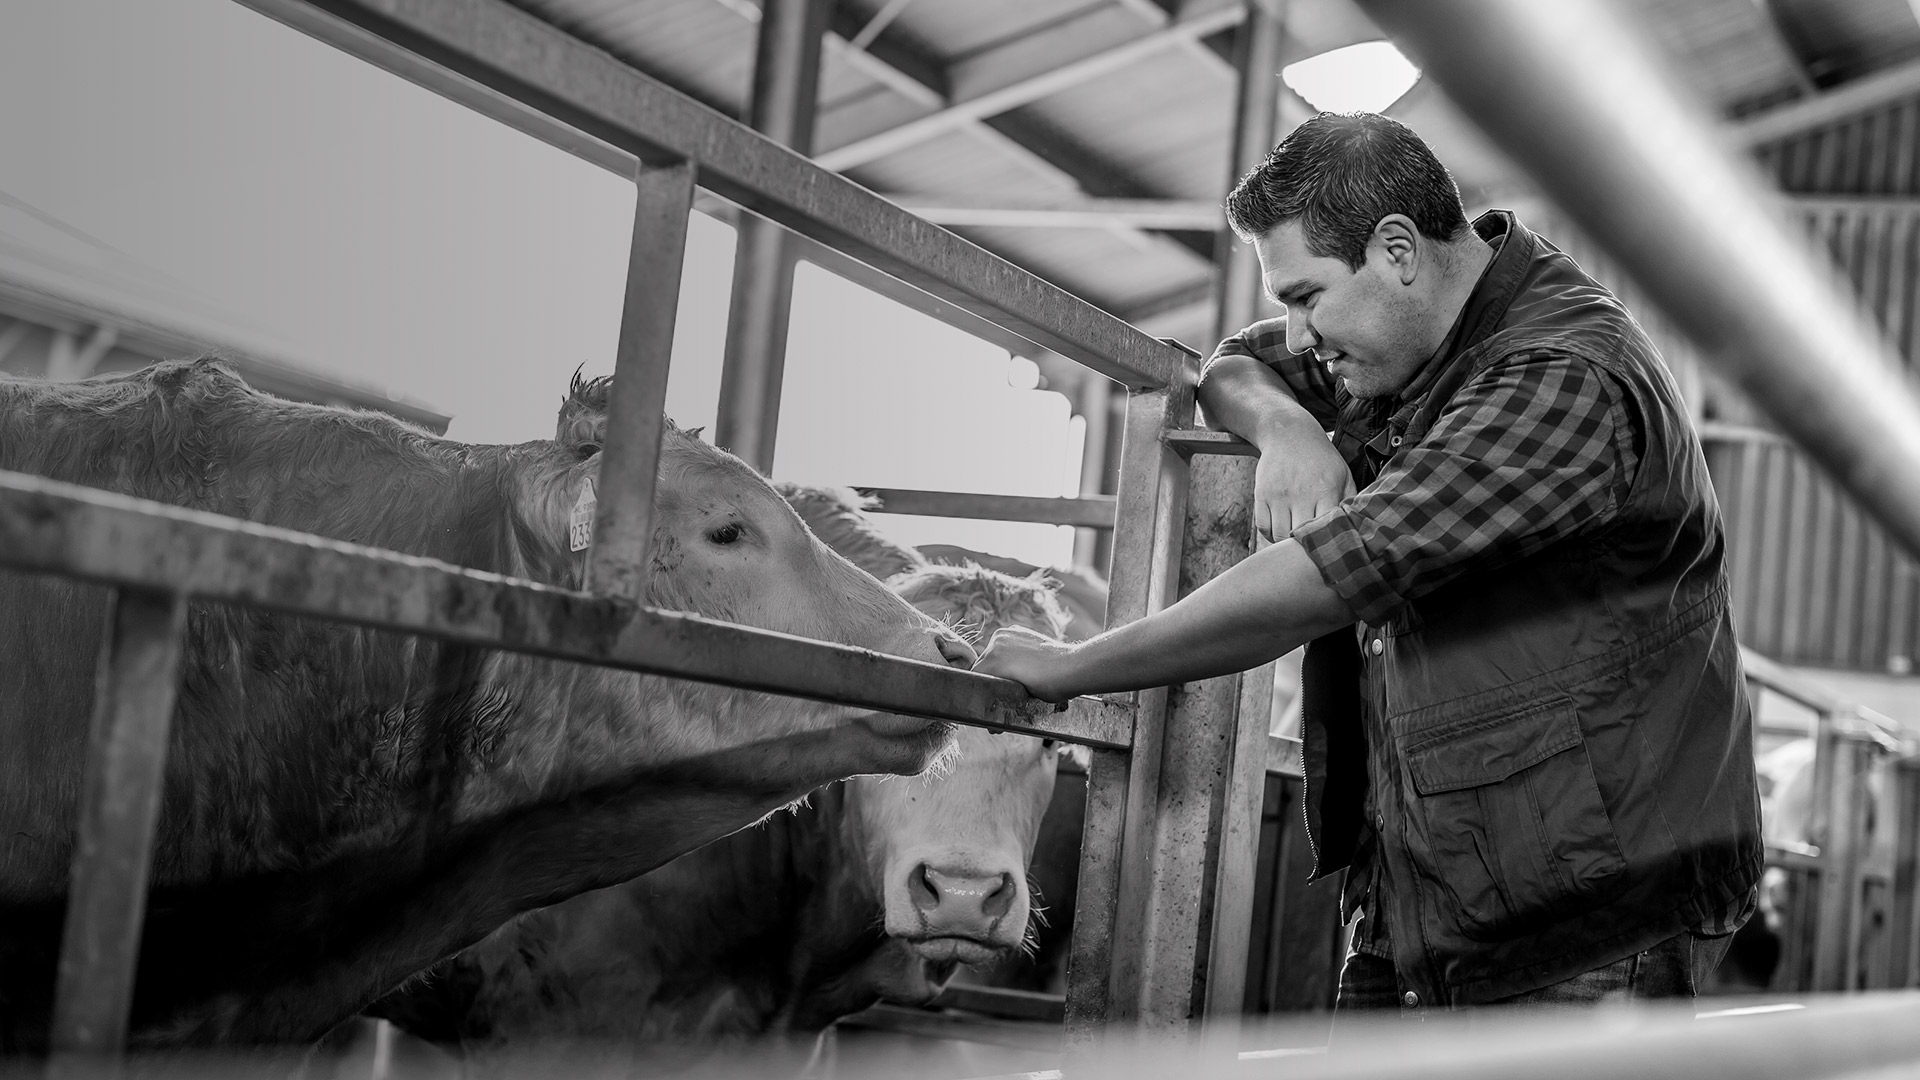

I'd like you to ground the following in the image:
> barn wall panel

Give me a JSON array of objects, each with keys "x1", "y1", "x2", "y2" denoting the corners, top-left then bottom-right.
[{"x1": 1567, "y1": 93, "x2": 1920, "y2": 674}]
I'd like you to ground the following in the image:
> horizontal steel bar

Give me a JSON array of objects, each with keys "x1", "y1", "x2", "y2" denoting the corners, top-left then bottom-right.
[
  {"x1": 858, "y1": 488, "x2": 1117, "y2": 529},
  {"x1": 0, "y1": 470, "x2": 1133, "y2": 750},
  {"x1": 1735, "y1": 57, "x2": 1920, "y2": 147},
  {"x1": 1696, "y1": 421, "x2": 1792, "y2": 445},
  {"x1": 1163, "y1": 428, "x2": 1257, "y2": 457},
  {"x1": 1267, "y1": 733, "x2": 1303, "y2": 778},
  {"x1": 1768, "y1": 843, "x2": 1823, "y2": 873},
  {"x1": 1243, "y1": 991, "x2": 1920, "y2": 1080},
  {"x1": 931, "y1": 984, "x2": 1066, "y2": 1024},
  {"x1": 239, "y1": 0, "x2": 1189, "y2": 391},
  {"x1": 1742, "y1": 647, "x2": 1850, "y2": 716}
]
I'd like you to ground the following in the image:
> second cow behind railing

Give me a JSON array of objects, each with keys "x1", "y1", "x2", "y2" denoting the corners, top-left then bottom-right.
[{"x1": 370, "y1": 491, "x2": 1080, "y2": 1072}]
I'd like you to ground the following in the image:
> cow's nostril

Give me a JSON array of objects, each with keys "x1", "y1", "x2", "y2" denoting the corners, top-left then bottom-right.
[
  {"x1": 935, "y1": 632, "x2": 977, "y2": 669},
  {"x1": 982, "y1": 873, "x2": 1015, "y2": 920},
  {"x1": 909, "y1": 863, "x2": 940, "y2": 912}
]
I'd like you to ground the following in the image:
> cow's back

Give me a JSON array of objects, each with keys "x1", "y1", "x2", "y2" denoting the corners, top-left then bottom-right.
[{"x1": 0, "y1": 361, "x2": 531, "y2": 900}]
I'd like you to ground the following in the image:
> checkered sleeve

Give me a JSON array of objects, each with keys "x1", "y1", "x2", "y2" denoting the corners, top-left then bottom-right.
[
  {"x1": 1201, "y1": 317, "x2": 1345, "y2": 427},
  {"x1": 1292, "y1": 351, "x2": 1637, "y2": 625}
]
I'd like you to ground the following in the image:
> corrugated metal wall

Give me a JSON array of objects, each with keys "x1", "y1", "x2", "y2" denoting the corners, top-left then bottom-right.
[
  {"x1": 1722, "y1": 100, "x2": 1920, "y2": 673},
  {"x1": 1512, "y1": 96, "x2": 1920, "y2": 674}
]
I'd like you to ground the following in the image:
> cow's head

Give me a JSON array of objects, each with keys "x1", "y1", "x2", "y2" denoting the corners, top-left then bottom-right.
[
  {"x1": 849, "y1": 563, "x2": 1079, "y2": 996},
  {"x1": 537, "y1": 374, "x2": 972, "y2": 775}
]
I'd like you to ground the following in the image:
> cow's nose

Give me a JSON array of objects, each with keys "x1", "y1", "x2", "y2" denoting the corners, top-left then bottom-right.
[
  {"x1": 934, "y1": 632, "x2": 977, "y2": 668},
  {"x1": 910, "y1": 864, "x2": 1015, "y2": 922}
]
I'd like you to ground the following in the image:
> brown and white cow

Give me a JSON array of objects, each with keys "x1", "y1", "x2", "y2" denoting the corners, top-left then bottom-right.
[
  {"x1": 370, "y1": 559, "x2": 1074, "y2": 1070},
  {"x1": 0, "y1": 361, "x2": 970, "y2": 1050}
]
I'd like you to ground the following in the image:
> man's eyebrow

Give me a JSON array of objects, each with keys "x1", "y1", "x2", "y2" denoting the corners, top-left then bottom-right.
[{"x1": 1267, "y1": 279, "x2": 1311, "y2": 303}]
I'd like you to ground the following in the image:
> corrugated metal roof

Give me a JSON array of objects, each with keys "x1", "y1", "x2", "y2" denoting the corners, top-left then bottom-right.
[{"x1": 503, "y1": 0, "x2": 1920, "y2": 337}]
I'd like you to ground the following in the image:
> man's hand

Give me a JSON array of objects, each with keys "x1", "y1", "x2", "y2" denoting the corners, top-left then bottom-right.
[
  {"x1": 1197, "y1": 350, "x2": 1355, "y2": 542},
  {"x1": 972, "y1": 626, "x2": 1083, "y2": 704},
  {"x1": 1252, "y1": 428, "x2": 1356, "y2": 543}
]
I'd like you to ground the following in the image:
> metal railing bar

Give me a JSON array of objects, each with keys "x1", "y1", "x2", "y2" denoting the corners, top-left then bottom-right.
[
  {"x1": 236, "y1": 0, "x2": 1189, "y2": 391},
  {"x1": 857, "y1": 488, "x2": 1118, "y2": 529},
  {"x1": 0, "y1": 471, "x2": 1133, "y2": 750},
  {"x1": 931, "y1": 984, "x2": 1066, "y2": 1025},
  {"x1": 1741, "y1": 648, "x2": 1851, "y2": 716},
  {"x1": 47, "y1": 588, "x2": 187, "y2": 1061},
  {"x1": 587, "y1": 160, "x2": 693, "y2": 599},
  {"x1": 1164, "y1": 428, "x2": 1257, "y2": 457}
]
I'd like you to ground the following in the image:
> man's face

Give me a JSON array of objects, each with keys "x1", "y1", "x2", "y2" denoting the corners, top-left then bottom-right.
[{"x1": 1254, "y1": 221, "x2": 1431, "y2": 400}]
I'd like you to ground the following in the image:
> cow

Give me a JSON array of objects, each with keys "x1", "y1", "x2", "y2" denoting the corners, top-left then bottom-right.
[
  {"x1": 0, "y1": 360, "x2": 972, "y2": 1050},
  {"x1": 775, "y1": 486, "x2": 1106, "y2": 997},
  {"x1": 773, "y1": 484, "x2": 1109, "y2": 644},
  {"x1": 368, "y1": 561, "x2": 1075, "y2": 1072}
]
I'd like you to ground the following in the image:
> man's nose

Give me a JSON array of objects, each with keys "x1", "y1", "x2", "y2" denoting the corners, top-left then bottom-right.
[{"x1": 1284, "y1": 312, "x2": 1318, "y2": 355}]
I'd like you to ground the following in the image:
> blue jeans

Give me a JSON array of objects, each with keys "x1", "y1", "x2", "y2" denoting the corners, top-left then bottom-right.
[{"x1": 1336, "y1": 912, "x2": 1734, "y2": 1015}]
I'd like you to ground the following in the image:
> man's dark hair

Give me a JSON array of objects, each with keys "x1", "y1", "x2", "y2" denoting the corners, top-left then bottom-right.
[{"x1": 1224, "y1": 112, "x2": 1470, "y2": 269}]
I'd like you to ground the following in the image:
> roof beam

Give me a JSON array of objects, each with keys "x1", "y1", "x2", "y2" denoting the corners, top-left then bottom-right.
[
  {"x1": 815, "y1": 0, "x2": 1244, "y2": 170},
  {"x1": 1734, "y1": 56, "x2": 1920, "y2": 145},
  {"x1": 714, "y1": 0, "x2": 1215, "y2": 271}
]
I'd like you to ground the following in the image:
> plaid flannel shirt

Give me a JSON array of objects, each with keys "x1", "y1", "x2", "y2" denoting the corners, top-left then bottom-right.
[{"x1": 1210, "y1": 317, "x2": 1637, "y2": 626}]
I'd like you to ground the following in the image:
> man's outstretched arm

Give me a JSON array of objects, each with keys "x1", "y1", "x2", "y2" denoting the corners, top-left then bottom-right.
[{"x1": 971, "y1": 537, "x2": 1355, "y2": 703}]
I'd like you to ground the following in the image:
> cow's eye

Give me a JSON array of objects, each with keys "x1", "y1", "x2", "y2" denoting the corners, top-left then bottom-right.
[
  {"x1": 1040, "y1": 739, "x2": 1058, "y2": 751},
  {"x1": 707, "y1": 522, "x2": 743, "y2": 546}
]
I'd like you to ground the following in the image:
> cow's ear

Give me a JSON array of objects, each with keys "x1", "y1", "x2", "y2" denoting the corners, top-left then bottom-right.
[
  {"x1": 556, "y1": 368, "x2": 613, "y2": 448},
  {"x1": 1025, "y1": 567, "x2": 1064, "y2": 593}
]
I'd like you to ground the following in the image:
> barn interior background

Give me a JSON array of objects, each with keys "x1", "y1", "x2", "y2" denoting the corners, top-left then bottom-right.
[{"x1": 8, "y1": 0, "x2": 1920, "y2": 1076}]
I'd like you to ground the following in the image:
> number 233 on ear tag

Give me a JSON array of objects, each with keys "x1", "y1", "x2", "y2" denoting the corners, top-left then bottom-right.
[{"x1": 569, "y1": 477, "x2": 597, "y2": 552}]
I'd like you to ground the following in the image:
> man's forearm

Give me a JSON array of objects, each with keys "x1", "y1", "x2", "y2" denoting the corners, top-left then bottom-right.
[
  {"x1": 1055, "y1": 538, "x2": 1355, "y2": 697},
  {"x1": 1198, "y1": 355, "x2": 1326, "y2": 450}
]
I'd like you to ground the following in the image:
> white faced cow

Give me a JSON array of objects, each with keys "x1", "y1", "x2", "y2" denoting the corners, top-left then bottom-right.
[
  {"x1": 0, "y1": 361, "x2": 970, "y2": 1050},
  {"x1": 372, "y1": 550, "x2": 1074, "y2": 1071}
]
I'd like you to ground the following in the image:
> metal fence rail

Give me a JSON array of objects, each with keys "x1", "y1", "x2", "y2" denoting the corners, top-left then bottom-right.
[{"x1": 0, "y1": 471, "x2": 1130, "y2": 748}]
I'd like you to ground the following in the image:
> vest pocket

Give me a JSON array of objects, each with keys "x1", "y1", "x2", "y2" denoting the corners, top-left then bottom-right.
[{"x1": 1399, "y1": 697, "x2": 1627, "y2": 942}]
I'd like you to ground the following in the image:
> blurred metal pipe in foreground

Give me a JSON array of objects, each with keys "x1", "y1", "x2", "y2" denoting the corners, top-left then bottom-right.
[{"x1": 1354, "y1": 0, "x2": 1920, "y2": 562}]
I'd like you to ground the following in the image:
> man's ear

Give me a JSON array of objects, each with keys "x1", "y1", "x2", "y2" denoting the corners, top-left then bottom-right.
[{"x1": 1371, "y1": 215, "x2": 1421, "y2": 285}]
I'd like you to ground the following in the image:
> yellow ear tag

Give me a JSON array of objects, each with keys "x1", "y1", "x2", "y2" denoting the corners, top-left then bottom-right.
[{"x1": 568, "y1": 477, "x2": 597, "y2": 552}]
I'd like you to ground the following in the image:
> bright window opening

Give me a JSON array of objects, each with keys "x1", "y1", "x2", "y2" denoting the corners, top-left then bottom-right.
[{"x1": 1282, "y1": 40, "x2": 1421, "y2": 115}]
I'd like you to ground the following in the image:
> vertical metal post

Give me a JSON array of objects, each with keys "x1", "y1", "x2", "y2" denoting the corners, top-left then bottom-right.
[
  {"x1": 589, "y1": 160, "x2": 696, "y2": 599},
  {"x1": 1891, "y1": 756, "x2": 1920, "y2": 988},
  {"x1": 1071, "y1": 373, "x2": 1115, "y2": 571},
  {"x1": 1201, "y1": 0, "x2": 1288, "y2": 1025},
  {"x1": 714, "y1": 0, "x2": 835, "y2": 472},
  {"x1": 48, "y1": 587, "x2": 188, "y2": 1062},
  {"x1": 1062, "y1": 746, "x2": 1128, "y2": 1047},
  {"x1": 1811, "y1": 719, "x2": 1874, "y2": 991},
  {"x1": 1063, "y1": 386, "x2": 1189, "y2": 1065}
]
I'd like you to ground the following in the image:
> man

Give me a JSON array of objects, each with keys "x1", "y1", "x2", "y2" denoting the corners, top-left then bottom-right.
[{"x1": 974, "y1": 113, "x2": 1761, "y2": 1012}]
